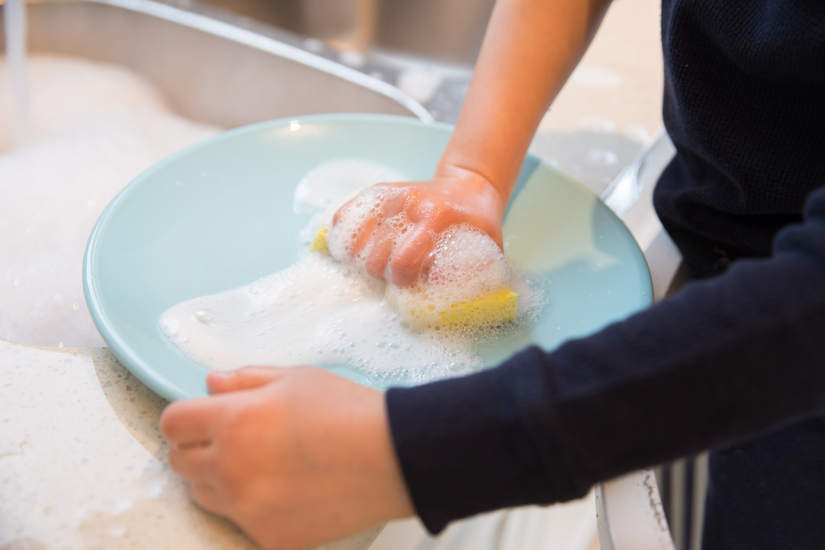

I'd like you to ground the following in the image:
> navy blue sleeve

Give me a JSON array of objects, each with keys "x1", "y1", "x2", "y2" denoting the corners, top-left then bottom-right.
[{"x1": 386, "y1": 185, "x2": 825, "y2": 534}]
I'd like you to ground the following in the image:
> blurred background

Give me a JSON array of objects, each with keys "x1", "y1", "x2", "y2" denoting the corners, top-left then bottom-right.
[{"x1": 160, "y1": 0, "x2": 665, "y2": 196}]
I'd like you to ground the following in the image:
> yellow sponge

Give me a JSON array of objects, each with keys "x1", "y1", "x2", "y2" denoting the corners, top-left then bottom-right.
[
  {"x1": 309, "y1": 228, "x2": 518, "y2": 329},
  {"x1": 309, "y1": 228, "x2": 329, "y2": 253},
  {"x1": 391, "y1": 287, "x2": 519, "y2": 330}
]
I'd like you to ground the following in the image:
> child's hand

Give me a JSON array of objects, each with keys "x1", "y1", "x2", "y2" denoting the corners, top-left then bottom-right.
[
  {"x1": 160, "y1": 366, "x2": 414, "y2": 550},
  {"x1": 327, "y1": 0, "x2": 612, "y2": 289},
  {"x1": 332, "y1": 167, "x2": 506, "y2": 287}
]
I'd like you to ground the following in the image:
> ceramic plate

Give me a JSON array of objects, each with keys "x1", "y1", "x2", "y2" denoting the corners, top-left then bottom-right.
[{"x1": 84, "y1": 114, "x2": 651, "y2": 401}]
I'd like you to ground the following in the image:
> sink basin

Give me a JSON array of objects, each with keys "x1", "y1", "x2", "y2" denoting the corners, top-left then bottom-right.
[
  {"x1": 0, "y1": 0, "x2": 430, "y2": 349},
  {"x1": 1, "y1": 0, "x2": 430, "y2": 128},
  {"x1": 190, "y1": 0, "x2": 496, "y2": 66}
]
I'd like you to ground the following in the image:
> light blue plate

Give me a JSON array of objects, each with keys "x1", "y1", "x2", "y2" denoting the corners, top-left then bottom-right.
[{"x1": 84, "y1": 114, "x2": 651, "y2": 401}]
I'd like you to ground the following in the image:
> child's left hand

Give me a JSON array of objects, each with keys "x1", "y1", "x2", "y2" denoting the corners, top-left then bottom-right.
[{"x1": 160, "y1": 366, "x2": 414, "y2": 550}]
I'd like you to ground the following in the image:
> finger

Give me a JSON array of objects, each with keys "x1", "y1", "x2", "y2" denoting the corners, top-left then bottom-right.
[
  {"x1": 189, "y1": 482, "x2": 226, "y2": 516},
  {"x1": 390, "y1": 225, "x2": 438, "y2": 287},
  {"x1": 348, "y1": 214, "x2": 379, "y2": 258},
  {"x1": 331, "y1": 189, "x2": 374, "y2": 226},
  {"x1": 168, "y1": 443, "x2": 214, "y2": 482},
  {"x1": 207, "y1": 366, "x2": 287, "y2": 395},
  {"x1": 160, "y1": 399, "x2": 220, "y2": 445},
  {"x1": 363, "y1": 221, "x2": 399, "y2": 280},
  {"x1": 335, "y1": 188, "x2": 406, "y2": 258},
  {"x1": 332, "y1": 194, "x2": 356, "y2": 226},
  {"x1": 332, "y1": 193, "x2": 379, "y2": 259},
  {"x1": 332, "y1": 203, "x2": 346, "y2": 226}
]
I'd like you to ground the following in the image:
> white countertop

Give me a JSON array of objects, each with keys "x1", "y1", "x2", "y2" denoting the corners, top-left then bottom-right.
[
  {"x1": 0, "y1": 339, "x2": 384, "y2": 549},
  {"x1": 0, "y1": 339, "x2": 598, "y2": 550}
]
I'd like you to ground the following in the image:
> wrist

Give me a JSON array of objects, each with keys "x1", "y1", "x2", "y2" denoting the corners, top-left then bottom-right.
[
  {"x1": 371, "y1": 392, "x2": 416, "y2": 520},
  {"x1": 433, "y1": 163, "x2": 509, "y2": 219}
]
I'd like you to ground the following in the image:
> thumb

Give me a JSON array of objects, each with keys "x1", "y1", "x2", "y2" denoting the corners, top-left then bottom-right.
[{"x1": 206, "y1": 366, "x2": 287, "y2": 394}]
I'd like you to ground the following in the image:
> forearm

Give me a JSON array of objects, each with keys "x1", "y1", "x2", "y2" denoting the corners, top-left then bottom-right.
[
  {"x1": 437, "y1": 0, "x2": 612, "y2": 204},
  {"x1": 388, "y1": 185, "x2": 825, "y2": 532}
]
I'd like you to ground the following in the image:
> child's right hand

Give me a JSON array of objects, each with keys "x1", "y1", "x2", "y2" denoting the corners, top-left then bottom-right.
[
  {"x1": 332, "y1": 167, "x2": 507, "y2": 288},
  {"x1": 329, "y1": 0, "x2": 612, "y2": 290}
]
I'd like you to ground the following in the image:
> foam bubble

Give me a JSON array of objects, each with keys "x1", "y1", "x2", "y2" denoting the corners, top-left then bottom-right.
[
  {"x1": 384, "y1": 224, "x2": 514, "y2": 328},
  {"x1": 0, "y1": 54, "x2": 222, "y2": 347},
  {"x1": 292, "y1": 158, "x2": 406, "y2": 215},
  {"x1": 161, "y1": 253, "x2": 485, "y2": 388},
  {"x1": 326, "y1": 185, "x2": 412, "y2": 278}
]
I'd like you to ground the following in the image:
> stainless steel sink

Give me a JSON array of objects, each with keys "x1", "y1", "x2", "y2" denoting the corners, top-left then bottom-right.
[
  {"x1": 191, "y1": 0, "x2": 496, "y2": 66},
  {"x1": 0, "y1": 0, "x2": 430, "y2": 128}
]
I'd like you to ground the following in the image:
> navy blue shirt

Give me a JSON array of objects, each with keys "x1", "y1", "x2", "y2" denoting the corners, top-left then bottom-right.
[{"x1": 387, "y1": 0, "x2": 825, "y2": 546}]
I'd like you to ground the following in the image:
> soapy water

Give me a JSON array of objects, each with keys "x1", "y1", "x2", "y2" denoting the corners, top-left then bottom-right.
[
  {"x1": 0, "y1": 343, "x2": 268, "y2": 550},
  {"x1": 384, "y1": 224, "x2": 514, "y2": 328},
  {"x1": 0, "y1": 55, "x2": 222, "y2": 347},
  {"x1": 293, "y1": 157, "x2": 407, "y2": 248},
  {"x1": 162, "y1": 159, "x2": 547, "y2": 388},
  {"x1": 162, "y1": 253, "x2": 486, "y2": 387},
  {"x1": 292, "y1": 157, "x2": 406, "y2": 215}
]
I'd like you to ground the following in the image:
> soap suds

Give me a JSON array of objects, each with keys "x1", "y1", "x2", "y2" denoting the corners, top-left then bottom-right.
[
  {"x1": 326, "y1": 183, "x2": 410, "y2": 278},
  {"x1": 293, "y1": 157, "x2": 405, "y2": 215},
  {"x1": 161, "y1": 253, "x2": 486, "y2": 387},
  {"x1": 0, "y1": 55, "x2": 222, "y2": 348},
  {"x1": 1, "y1": 342, "x2": 378, "y2": 550},
  {"x1": 384, "y1": 224, "x2": 512, "y2": 327},
  {"x1": 0, "y1": 343, "x2": 169, "y2": 549}
]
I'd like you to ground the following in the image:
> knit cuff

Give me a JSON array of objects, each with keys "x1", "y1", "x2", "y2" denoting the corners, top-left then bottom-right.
[{"x1": 385, "y1": 346, "x2": 560, "y2": 533}]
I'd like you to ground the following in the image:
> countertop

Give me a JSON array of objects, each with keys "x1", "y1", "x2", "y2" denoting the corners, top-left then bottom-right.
[{"x1": 0, "y1": 339, "x2": 597, "y2": 550}]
